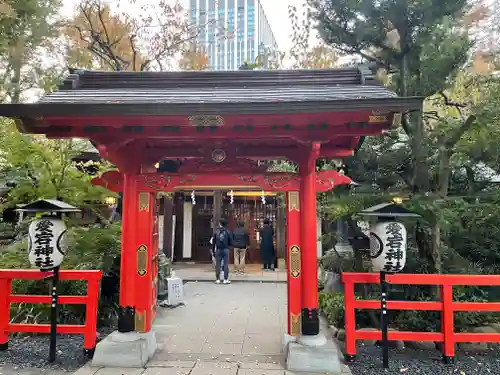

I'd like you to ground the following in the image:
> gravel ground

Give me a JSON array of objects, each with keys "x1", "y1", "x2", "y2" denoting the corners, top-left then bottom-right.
[
  {"x1": 0, "y1": 329, "x2": 112, "y2": 372},
  {"x1": 349, "y1": 345, "x2": 500, "y2": 375}
]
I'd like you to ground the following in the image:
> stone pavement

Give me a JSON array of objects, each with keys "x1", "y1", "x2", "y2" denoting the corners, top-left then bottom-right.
[
  {"x1": 72, "y1": 282, "x2": 346, "y2": 374},
  {"x1": 173, "y1": 264, "x2": 287, "y2": 283},
  {"x1": 0, "y1": 367, "x2": 68, "y2": 375},
  {"x1": 152, "y1": 282, "x2": 287, "y2": 364}
]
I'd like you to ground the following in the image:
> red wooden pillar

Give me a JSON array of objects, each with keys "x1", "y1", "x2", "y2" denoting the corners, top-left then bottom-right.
[
  {"x1": 134, "y1": 191, "x2": 156, "y2": 333},
  {"x1": 286, "y1": 191, "x2": 302, "y2": 336},
  {"x1": 300, "y1": 143, "x2": 320, "y2": 336},
  {"x1": 118, "y1": 174, "x2": 138, "y2": 333}
]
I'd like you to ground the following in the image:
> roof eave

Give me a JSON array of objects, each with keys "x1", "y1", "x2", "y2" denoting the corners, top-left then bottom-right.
[{"x1": 0, "y1": 97, "x2": 424, "y2": 122}]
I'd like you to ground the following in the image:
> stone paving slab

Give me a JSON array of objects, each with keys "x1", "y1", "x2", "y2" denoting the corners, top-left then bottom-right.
[
  {"x1": 94, "y1": 369, "x2": 144, "y2": 375},
  {"x1": 173, "y1": 264, "x2": 286, "y2": 283},
  {"x1": 71, "y1": 282, "x2": 348, "y2": 375},
  {"x1": 152, "y1": 282, "x2": 286, "y2": 359},
  {"x1": 0, "y1": 367, "x2": 70, "y2": 375}
]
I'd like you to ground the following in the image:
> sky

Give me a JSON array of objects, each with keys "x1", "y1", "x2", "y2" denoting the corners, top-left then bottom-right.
[{"x1": 60, "y1": 0, "x2": 312, "y2": 53}]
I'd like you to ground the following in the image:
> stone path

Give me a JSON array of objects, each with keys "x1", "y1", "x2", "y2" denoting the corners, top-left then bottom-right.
[
  {"x1": 173, "y1": 264, "x2": 287, "y2": 283},
  {"x1": 0, "y1": 367, "x2": 68, "y2": 375},
  {"x1": 73, "y1": 282, "x2": 300, "y2": 375},
  {"x1": 152, "y1": 282, "x2": 287, "y2": 363}
]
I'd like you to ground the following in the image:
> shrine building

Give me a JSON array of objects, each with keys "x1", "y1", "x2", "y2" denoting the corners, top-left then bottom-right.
[{"x1": 0, "y1": 66, "x2": 423, "y2": 371}]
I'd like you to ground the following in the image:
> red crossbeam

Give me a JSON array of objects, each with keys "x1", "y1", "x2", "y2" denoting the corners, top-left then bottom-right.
[
  {"x1": 0, "y1": 269, "x2": 102, "y2": 354},
  {"x1": 341, "y1": 272, "x2": 500, "y2": 362}
]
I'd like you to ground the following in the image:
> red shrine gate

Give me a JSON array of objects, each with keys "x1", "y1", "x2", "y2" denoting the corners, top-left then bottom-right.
[
  {"x1": 0, "y1": 68, "x2": 422, "y2": 341},
  {"x1": 92, "y1": 167, "x2": 352, "y2": 334}
]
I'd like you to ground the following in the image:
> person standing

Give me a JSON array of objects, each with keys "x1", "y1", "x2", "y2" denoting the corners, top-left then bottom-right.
[
  {"x1": 232, "y1": 221, "x2": 250, "y2": 274},
  {"x1": 259, "y1": 218, "x2": 275, "y2": 271},
  {"x1": 211, "y1": 218, "x2": 233, "y2": 284}
]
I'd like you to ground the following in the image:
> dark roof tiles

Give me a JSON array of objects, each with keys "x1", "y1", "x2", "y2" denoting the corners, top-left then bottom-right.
[
  {"x1": 41, "y1": 66, "x2": 399, "y2": 105},
  {"x1": 0, "y1": 67, "x2": 423, "y2": 119},
  {"x1": 40, "y1": 85, "x2": 397, "y2": 104}
]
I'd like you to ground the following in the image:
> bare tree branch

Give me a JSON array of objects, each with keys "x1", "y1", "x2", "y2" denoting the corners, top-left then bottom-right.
[
  {"x1": 438, "y1": 90, "x2": 466, "y2": 117},
  {"x1": 73, "y1": 24, "x2": 117, "y2": 71}
]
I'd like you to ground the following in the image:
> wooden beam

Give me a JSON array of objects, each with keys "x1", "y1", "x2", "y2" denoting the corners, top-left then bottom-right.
[
  {"x1": 91, "y1": 170, "x2": 353, "y2": 193},
  {"x1": 44, "y1": 122, "x2": 389, "y2": 140},
  {"x1": 122, "y1": 147, "x2": 354, "y2": 164}
]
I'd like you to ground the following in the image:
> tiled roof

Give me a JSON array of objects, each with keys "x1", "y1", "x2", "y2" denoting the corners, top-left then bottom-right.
[
  {"x1": 0, "y1": 66, "x2": 423, "y2": 120},
  {"x1": 59, "y1": 66, "x2": 380, "y2": 90},
  {"x1": 40, "y1": 85, "x2": 397, "y2": 104},
  {"x1": 36, "y1": 66, "x2": 396, "y2": 104}
]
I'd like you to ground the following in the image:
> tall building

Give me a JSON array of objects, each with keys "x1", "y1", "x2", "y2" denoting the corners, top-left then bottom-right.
[{"x1": 189, "y1": 0, "x2": 278, "y2": 70}]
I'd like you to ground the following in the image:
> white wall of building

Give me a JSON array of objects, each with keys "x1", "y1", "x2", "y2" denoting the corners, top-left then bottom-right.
[{"x1": 182, "y1": 202, "x2": 193, "y2": 259}]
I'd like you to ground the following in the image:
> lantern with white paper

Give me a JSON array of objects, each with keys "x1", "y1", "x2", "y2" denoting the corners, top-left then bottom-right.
[
  {"x1": 360, "y1": 201, "x2": 420, "y2": 274},
  {"x1": 16, "y1": 199, "x2": 80, "y2": 363},
  {"x1": 369, "y1": 221, "x2": 407, "y2": 273},
  {"x1": 359, "y1": 200, "x2": 421, "y2": 369},
  {"x1": 17, "y1": 199, "x2": 81, "y2": 271},
  {"x1": 28, "y1": 217, "x2": 68, "y2": 270}
]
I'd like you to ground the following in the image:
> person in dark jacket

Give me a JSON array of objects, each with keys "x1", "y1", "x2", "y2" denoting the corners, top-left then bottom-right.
[
  {"x1": 232, "y1": 221, "x2": 250, "y2": 274},
  {"x1": 211, "y1": 218, "x2": 233, "y2": 284},
  {"x1": 259, "y1": 218, "x2": 275, "y2": 271}
]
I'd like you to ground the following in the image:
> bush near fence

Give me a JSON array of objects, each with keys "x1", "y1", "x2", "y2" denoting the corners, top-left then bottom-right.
[{"x1": 0, "y1": 223, "x2": 122, "y2": 329}]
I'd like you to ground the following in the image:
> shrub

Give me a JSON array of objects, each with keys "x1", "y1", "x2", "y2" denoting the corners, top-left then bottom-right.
[
  {"x1": 0, "y1": 223, "x2": 122, "y2": 328},
  {"x1": 319, "y1": 292, "x2": 345, "y2": 328},
  {"x1": 320, "y1": 286, "x2": 500, "y2": 333}
]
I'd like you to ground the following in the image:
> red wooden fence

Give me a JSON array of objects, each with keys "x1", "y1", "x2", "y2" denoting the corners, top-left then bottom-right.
[
  {"x1": 0, "y1": 269, "x2": 102, "y2": 357},
  {"x1": 342, "y1": 272, "x2": 500, "y2": 363}
]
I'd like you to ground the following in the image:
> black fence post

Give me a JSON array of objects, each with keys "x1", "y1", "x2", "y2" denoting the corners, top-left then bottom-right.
[
  {"x1": 380, "y1": 270, "x2": 389, "y2": 368},
  {"x1": 49, "y1": 267, "x2": 59, "y2": 363}
]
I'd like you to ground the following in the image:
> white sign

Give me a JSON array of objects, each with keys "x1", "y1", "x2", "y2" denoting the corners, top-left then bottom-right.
[
  {"x1": 369, "y1": 221, "x2": 407, "y2": 273},
  {"x1": 28, "y1": 218, "x2": 67, "y2": 270},
  {"x1": 158, "y1": 215, "x2": 164, "y2": 251},
  {"x1": 166, "y1": 276, "x2": 184, "y2": 306}
]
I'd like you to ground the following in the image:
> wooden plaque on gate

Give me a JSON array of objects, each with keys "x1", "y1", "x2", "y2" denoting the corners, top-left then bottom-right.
[
  {"x1": 138, "y1": 192, "x2": 150, "y2": 211},
  {"x1": 288, "y1": 192, "x2": 300, "y2": 211},
  {"x1": 290, "y1": 313, "x2": 301, "y2": 336},
  {"x1": 289, "y1": 245, "x2": 301, "y2": 278},
  {"x1": 137, "y1": 244, "x2": 148, "y2": 277},
  {"x1": 135, "y1": 311, "x2": 146, "y2": 333}
]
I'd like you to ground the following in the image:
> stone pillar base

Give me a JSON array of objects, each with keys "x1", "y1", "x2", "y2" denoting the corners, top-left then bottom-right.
[
  {"x1": 286, "y1": 319, "x2": 346, "y2": 374},
  {"x1": 297, "y1": 332, "x2": 327, "y2": 347},
  {"x1": 282, "y1": 333, "x2": 297, "y2": 352},
  {"x1": 286, "y1": 339, "x2": 344, "y2": 374},
  {"x1": 91, "y1": 331, "x2": 157, "y2": 368}
]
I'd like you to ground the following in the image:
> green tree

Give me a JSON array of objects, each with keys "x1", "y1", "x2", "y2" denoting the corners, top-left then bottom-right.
[
  {"x1": 0, "y1": 0, "x2": 63, "y2": 103},
  {"x1": 0, "y1": 120, "x2": 111, "y2": 209},
  {"x1": 309, "y1": 0, "x2": 472, "y2": 193},
  {"x1": 309, "y1": 0, "x2": 490, "y2": 273}
]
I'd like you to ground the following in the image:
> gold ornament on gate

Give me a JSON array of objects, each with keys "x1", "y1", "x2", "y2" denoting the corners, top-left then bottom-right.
[
  {"x1": 188, "y1": 115, "x2": 225, "y2": 127},
  {"x1": 137, "y1": 244, "x2": 148, "y2": 277},
  {"x1": 369, "y1": 110, "x2": 388, "y2": 123},
  {"x1": 288, "y1": 192, "x2": 300, "y2": 211},
  {"x1": 289, "y1": 245, "x2": 301, "y2": 278},
  {"x1": 138, "y1": 192, "x2": 150, "y2": 211},
  {"x1": 212, "y1": 148, "x2": 226, "y2": 163},
  {"x1": 135, "y1": 311, "x2": 146, "y2": 333},
  {"x1": 290, "y1": 313, "x2": 301, "y2": 336}
]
